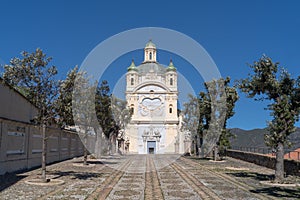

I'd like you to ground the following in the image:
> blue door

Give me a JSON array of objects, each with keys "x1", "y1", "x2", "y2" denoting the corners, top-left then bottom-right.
[{"x1": 147, "y1": 141, "x2": 156, "y2": 154}]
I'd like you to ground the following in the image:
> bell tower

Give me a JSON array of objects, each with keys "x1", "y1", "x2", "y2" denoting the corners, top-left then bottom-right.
[
  {"x1": 143, "y1": 39, "x2": 157, "y2": 63},
  {"x1": 126, "y1": 59, "x2": 138, "y2": 91},
  {"x1": 166, "y1": 59, "x2": 177, "y2": 91}
]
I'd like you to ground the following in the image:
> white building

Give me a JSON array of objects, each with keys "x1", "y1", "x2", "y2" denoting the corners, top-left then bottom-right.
[{"x1": 125, "y1": 40, "x2": 188, "y2": 154}]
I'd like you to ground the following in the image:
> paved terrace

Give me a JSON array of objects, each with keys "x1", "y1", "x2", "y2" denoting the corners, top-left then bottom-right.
[{"x1": 0, "y1": 155, "x2": 299, "y2": 200}]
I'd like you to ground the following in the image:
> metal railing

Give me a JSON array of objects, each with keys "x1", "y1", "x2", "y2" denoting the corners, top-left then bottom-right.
[
  {"x1": 229, "y1": 146, "x2": 300, "y2": 161},
  {"x1": 230, "y1": 146, "x2": 274, "y2": 155}
]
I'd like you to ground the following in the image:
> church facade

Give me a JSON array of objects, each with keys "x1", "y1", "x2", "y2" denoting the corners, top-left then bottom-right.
[{"x1": 125, "y1": 40, "x2": 187, "y2": 154}]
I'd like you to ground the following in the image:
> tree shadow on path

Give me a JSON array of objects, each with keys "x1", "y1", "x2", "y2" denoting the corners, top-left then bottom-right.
[
  {"x1": 228, "y1": 171, "x2": 300, "y2": 198},
  {"x1": 49, "y1": 170, "x2": 103, "y2": 180},
  {"x1": 250, "y1": 187, "x2": 300, "y2": 198},
  {"x1": 0, "y1": 173, "x2": 27, "y2": 192},
  {"x1": 228, "y1": 171, "x2": 274, "y2": 181}
]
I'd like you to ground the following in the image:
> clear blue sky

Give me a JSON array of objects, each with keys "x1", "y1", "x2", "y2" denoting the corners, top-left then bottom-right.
[{"x1": 0, "y1": 0, "x2": 299, "y2": 130}]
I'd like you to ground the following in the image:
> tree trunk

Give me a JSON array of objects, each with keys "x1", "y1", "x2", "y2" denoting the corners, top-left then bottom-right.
[
  {"x1": 94, "y1": 128, "x2": 102, "y2": 158},
  {"x1": 83, "y1": 133, "x2": 88, "y2": 165},
  {"x1": 83, "y1": 146, "x2": 88, "y2": 165},
  {"x1": 41, "y1": 124, "x2": 47, "y2": 182},
  {"x1": 214, "y1": 145, "x2": 219, "y2": 161},
  {"x1": 193, "y1": 139, "x2": 197, "y2": 156},
  {"x1": 197, "y1": 135, "x2": 201, "y2": 158},
  {"x1": 275, "y1": 142, "x2": 284, "y2": 182},
  {"x1": 110, "y1": 134, "x2": 116, "y2": 154},
  {"x1": 199, "y1": 137, "x2": 204, "y2": 158}
]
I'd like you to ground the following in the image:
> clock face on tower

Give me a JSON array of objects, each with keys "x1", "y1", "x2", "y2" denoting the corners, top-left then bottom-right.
[{"x1": 139, "y1": 97, "x2": 164, "y2": 117}]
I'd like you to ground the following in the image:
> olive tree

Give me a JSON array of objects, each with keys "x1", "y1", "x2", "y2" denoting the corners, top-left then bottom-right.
[
  {"x1": 182, "y1": 77, "x2": 237, "y2": 159},
  {"x1": 111, "y1": 96, "x2": 132, "y2": 153},
  {"x1": 95, "y1": 80, "x2": 118, "y2": 154},
  {"x1": 2, "y1": 49, "x2": 58, "y2": 182},
  {"x1": 56, "y1": 66, "x2": 79, "y2": 127},
  {"x1": 182, "y1": 94, "x2": 201, "y2": 155},
  {"x1": 238, "y1": 55, "x2": 300, "y2": 182}
]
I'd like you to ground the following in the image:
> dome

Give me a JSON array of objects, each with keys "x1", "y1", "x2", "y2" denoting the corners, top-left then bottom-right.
[
  {"x1": 166, "y1": 60, "x2": 176, "y2": 72},
  {"x1": 145, "y1": 39, "x2": 156, "y2": 48},
  {"x1": 127, "y1": 60, "x2": 138, "y2": 71},
  {"x1": 137, "y1": 62, "x2": 166, "y2": 74}
]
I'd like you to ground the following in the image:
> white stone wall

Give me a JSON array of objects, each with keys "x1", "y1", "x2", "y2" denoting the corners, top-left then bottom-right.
[
  {"x1": 0, "y1": 82, "x2": 38, "y2": 123},
  {"x1": 0, "y1": 118, "x2": 87, "y2": 175}
]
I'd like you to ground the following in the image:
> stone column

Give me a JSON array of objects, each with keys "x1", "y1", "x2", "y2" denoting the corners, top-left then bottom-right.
[
  {"x1": 143, "y1": 136, "x2": 147, "y2": 154},
  {"x1": 175, "y1": 141, "x2": 179, "y2": 153}
]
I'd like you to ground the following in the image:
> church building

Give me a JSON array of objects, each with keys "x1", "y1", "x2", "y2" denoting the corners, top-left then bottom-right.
[{"x1": 125, "y1": 40, "x2": 187, "y2": 154}]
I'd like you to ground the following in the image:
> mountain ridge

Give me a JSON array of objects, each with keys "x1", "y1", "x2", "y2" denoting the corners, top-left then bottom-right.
[{"x1": 229, "y1": 127, "x2": 300, "y2": 151}]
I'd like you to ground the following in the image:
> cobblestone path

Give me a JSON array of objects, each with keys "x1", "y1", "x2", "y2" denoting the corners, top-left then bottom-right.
[{"x1": 0, "y1": 155, "x2": 299, "y2": 199}]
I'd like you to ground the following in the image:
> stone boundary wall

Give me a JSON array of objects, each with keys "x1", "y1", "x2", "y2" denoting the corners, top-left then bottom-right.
[
  {"x1": 227, "y1": 149, "x2": 300, "y2": 176},
  {"x1": 0, "y1": 118, "x2": 94, "y2": 175}
]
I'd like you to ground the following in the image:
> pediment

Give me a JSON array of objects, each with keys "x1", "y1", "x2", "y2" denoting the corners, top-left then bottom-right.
[{"x1": 136, "y1": 85, "x2": 167, "y2": 93}]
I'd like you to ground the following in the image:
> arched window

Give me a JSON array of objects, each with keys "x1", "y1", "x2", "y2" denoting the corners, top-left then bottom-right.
[
  {"x1": 149, "y1": 52, "x2": 152, "y2": 60},
  {"x1": 170, "y1": 78, "x2": 173, "y2": 86},
  {"x1": 131, "y1": 77, "x2": 134, "y2": 85},
  {"x1": 169, "y1": 104, "x2": 173, "y2": 114}
]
